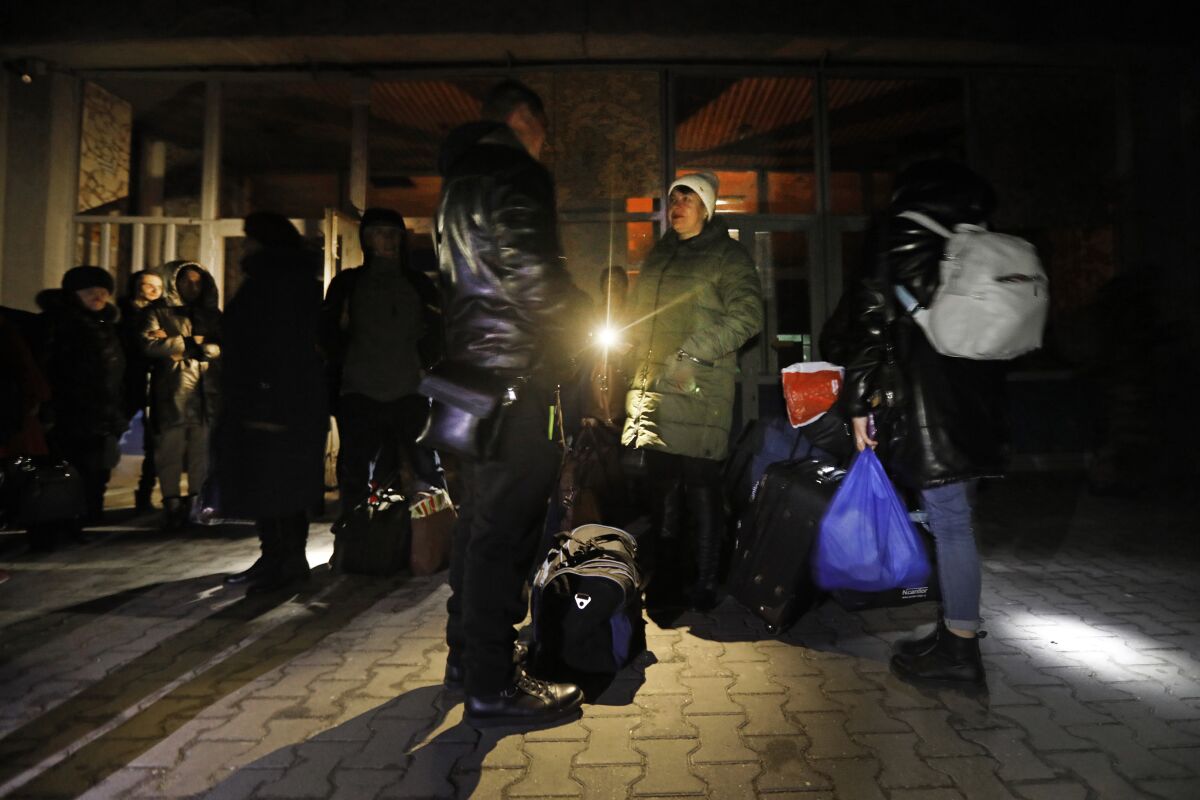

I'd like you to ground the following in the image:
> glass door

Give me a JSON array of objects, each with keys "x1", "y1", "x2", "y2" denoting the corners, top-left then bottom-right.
[{"x1": 725, "y1": 217, "x2": 819, "y2": 426}]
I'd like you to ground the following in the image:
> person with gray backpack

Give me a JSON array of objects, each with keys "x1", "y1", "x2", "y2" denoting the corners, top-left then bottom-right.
[{"x1": 837, "y1": 159, "x2": 1045, "y2": 691}]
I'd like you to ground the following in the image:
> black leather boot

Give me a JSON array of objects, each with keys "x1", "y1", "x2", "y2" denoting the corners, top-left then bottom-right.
[
  {"x1": 891, "y1": 628, "x2": 986, "y2": 690},
  {"x1": 464, "y1": 669, "x2": 584, "y2": 729},
  {"x1": 247, "y1": 516, "x2": 311, "y2": 594},
  {"x1": 687, "y1": 484, "x2": 724, "y2": 612},
  {"x1": 644, "y1": 479, "x2": 686, "y2": 614},
  {"x1": 229, "y1": 520, "x2": 280, "y2": 586},
  {"x1": 894, "y1": 613, "x2": 946, "y2": 658}
]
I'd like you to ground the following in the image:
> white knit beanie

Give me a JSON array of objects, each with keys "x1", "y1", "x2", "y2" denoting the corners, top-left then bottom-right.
[{"x1": 669, "y1": 172, "x2": 719, "y2": 221}]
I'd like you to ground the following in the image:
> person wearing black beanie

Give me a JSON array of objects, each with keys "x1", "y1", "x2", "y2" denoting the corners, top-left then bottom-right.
[{"x1": 43, "y1": 266, "x2": 126, "y2": 526}]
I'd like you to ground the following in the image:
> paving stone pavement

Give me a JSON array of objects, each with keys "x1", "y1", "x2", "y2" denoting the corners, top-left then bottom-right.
[{"x1": 0, "y1": 471, "x2": 1197, "y2": 799}]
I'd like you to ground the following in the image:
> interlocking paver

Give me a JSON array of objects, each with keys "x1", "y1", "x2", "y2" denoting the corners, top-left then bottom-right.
[
  {"x1": 507, "y1": 740, "x2": 586, "y2": 797},
  {"x1": 791, "y1": 710, "x2": 868, "y2": 758},
  {"x1": 572, "y1": 765, "x2": 642, "y2": 800},
  {"x1": 628, "y1": 738, "x2": 704, "y2": 796},
  {"x1": 257, "y1": 740, "x2": 363, "y2": 798},
  {"x1": 679, "y1": 676, "x2": 740, "y2": 715},
  {"x1": 958, "y1": 727, "x2": 1057, "y2": 782},
  {"x1": 1067, "y1": 723, "x2": 1191, "y2": 780},
  {"x1": 380, "y1": 741, "x2": 473, "y2": 798},
  {"x1": 632, "y1": 695, "x2": 698, "y2": 739},
  {"x1": 895, "y1": 708, "x2": 986, "y2": 757},
  {"x1": 1010, "y1": 781, "x2": 1089, "y2": 800},
  {"x1": 453, "y1": 768, "x2": 524, "y2": 798},
  {"x1": 809, "y1": 757, "x2": 886, "y2": 799},
  {"x1": 692, "y1": 761, "x2": 760, "y2": 797},
  {"x1": 688, "y1": 714, "x2": 755, "y2": 763},
  {"x1": 858, "y1": 731, "x2": 954, "y2": 788},
  {"x1": 836, "y1": 690, "x2": 912, "y2": 734},
  {"x1": 733, "y1": 693, "x2": 800, "y2": 736},
  {"x1": 929, "y1": 755, "x2": 1021, "y2": 800},
  {"x1": 577, "y1": 716, "x2": 641, "y2": 765},
  {"x1": 1047, "y1": 751, "x2": 1145, "y2": 799},
  {"x1": 744, "y1": 735, "x2": 829, "y2": 793}
]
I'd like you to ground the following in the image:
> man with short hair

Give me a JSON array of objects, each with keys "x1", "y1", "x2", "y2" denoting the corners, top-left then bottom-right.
[{"x1": 435, "y1": 79, "x2": 586, "y2": 728}]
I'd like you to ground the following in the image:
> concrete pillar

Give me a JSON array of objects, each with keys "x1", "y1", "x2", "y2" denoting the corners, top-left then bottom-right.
[
  {"x1": 1, "y1": 72, "x2": 82, "y2": 310},
  {"x1": 349, "y1": 78, "x2": 370, "y2": 215},
  {"x1": 139, "y1": 137, "x2": 167, "y2": 266},
  {"x1": 198, "y1": 80, "x2": 224, "y2": 301}
]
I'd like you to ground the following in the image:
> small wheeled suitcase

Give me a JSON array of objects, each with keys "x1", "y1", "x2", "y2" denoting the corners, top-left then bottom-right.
[
  {"x1": 728, "y1": 457, "x2": 846, "y2": 633},
  {"x1": 335, "y1": 480, "x2": 412, "y2": 577}
]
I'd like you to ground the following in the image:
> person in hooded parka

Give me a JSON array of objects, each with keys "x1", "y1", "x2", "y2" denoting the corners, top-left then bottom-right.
[{"x1": 142, "y1": 261, "x2": 222, "y2": 529}]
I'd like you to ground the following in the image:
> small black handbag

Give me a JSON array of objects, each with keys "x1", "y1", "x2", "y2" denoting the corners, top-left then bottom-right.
[{"x1": 416, "y1": 362, "x2": 521, "y2": 460}]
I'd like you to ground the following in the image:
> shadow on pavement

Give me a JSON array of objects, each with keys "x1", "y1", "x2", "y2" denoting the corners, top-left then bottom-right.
[{"x1": 0, "y1": 572, "x2": 443, "y2": 798}]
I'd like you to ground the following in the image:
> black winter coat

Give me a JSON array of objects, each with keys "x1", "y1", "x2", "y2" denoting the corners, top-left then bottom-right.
[
  {"x1": 319, "y1": 258, "x2": 443, "y2": 402},
  {"x1": 837, "y1": 168, "x2": 1009, "y2": 489},
  {"x1": 43, "y1": 292, "x2": 127, "y2": 442},
  {"x1": 213, "y1": 247, "x2": 328, "y2": 518},
  {"x1": 435, "y1": 122, "x2": 582, "y2": 378}
]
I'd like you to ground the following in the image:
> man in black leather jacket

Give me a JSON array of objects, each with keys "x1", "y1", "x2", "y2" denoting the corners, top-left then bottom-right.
[
  {"x1": 838, "y1": 159, "x2": 1009, "y2": 691},
  {"x1": 436, "y1": 80, "x2": 585, "y2": 728}
]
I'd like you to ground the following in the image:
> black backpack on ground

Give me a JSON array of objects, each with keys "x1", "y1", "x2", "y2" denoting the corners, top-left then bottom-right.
[{"x1": 531, "y1": 524, "x2": 645, "y2": 678}]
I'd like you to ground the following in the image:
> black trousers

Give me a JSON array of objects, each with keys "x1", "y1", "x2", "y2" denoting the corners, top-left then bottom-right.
[
  {"x1": 335, "y1": 392, "x2": 443, "y2": 511},
  {"x1": 445, "y1": 385, "x2": 560, "y2": 696}
]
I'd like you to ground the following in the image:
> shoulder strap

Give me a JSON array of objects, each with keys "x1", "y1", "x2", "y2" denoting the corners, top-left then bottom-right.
[{"x1": 896, "y1": 210, "x2": 953, "y2": 239}]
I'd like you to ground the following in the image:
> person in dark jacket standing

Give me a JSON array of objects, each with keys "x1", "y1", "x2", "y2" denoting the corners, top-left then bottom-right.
[
  {"x1": 436, "y1": 80, "x2": 586, "y2": 728},
  {"x1": 622, "y1": 173, "x2": 764, "y2": 613},
  {"x1": 142, "y1": 262, "x2": 221, "y2": 529},
  {"x1": 838, "y1": 159, "x2": 1009, "y2": 690},
  {"x1": 320, "y1": 208, "x2": 444, "y2": 521},
  {"x1": 44, "y1": 266, "x2": 127, "y2": 523},
  {"x1": 119, "y1": 269, "x2": 166, "y2": 511},
  {"x1": 215, "y1": 214, "x2": 327, "y2": 593}
]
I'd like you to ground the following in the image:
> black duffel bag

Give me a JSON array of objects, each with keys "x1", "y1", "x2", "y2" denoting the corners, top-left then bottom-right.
[
  {"x1": 531, "y1": 524, "x2": 645, "y2": 678},
  {"x1": 0, "y1": 456, "x2": 86, "y2": 530}
]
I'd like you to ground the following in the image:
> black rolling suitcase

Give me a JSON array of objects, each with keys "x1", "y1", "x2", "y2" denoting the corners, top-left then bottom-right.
[
  {"x1": 729, "y1": 458, "x2": 846, "y2": 633},
  {"x1": 334, "y1": 480, "x2": 412, "y2": 576}
]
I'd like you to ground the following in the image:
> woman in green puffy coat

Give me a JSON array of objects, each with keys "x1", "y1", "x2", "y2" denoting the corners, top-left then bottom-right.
[{"x1": 622, "y1": 172, "x2": 763, "y2": 612}]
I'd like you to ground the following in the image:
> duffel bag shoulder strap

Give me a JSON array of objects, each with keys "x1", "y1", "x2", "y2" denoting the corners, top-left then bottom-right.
[{"x1": 896, "y1": 210, "x2": 953, "y2": 239}]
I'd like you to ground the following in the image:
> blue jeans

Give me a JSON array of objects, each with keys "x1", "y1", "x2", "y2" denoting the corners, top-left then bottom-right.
[{"x1": 921, "y1": 480, "x2": 981, "y2": 632}]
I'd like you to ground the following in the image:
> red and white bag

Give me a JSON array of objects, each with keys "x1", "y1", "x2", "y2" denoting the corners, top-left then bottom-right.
[{"x1": 781, "y1": 362, "x2": 844, "y2": 428}]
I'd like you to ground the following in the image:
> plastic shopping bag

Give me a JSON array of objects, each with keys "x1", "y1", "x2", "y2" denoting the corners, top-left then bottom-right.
[
  {"x1": 781, "y1": 362, "x2": 843, "y2": 428},
  {"x1": 813, "y1": 447, "x2": 931, "y2": 592}
]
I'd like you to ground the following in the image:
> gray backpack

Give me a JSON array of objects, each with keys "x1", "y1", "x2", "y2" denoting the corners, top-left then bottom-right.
[{"x1": 894, "y1": 211, "x2": 1048, "y2": 360}]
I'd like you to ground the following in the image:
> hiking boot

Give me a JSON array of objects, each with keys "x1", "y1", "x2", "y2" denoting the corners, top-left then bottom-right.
[
  {"x1": 464, "y1": 670, "x2": 583, "y2": 729},
  {"x1": 445, "y1": 641, "x2": 530, "y2": 690},
  {"x1": 891, "y1": 629, "x2": 987, "y2": 691}
]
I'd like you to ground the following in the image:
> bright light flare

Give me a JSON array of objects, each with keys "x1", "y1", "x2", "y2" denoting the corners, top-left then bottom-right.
[{"x1": 595, "y1": 326, "x2": 620, "y2": 350}]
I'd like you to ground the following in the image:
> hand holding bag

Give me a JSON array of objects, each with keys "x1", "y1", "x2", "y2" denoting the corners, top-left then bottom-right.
[
  {"x1": 416, "y1": 362, "x2": 521, "y2": 460},
  {"x1": 813, "y1": 447, "x2": 931, "y2": 592}
]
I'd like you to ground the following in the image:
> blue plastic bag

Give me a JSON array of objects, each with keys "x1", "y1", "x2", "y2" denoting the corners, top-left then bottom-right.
[{"x1": 813, "y1": 447, "x2": 931, "y2": 592}]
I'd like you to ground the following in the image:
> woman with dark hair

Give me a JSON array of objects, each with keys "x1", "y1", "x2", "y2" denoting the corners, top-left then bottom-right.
[
  {"x1": 839, "y1": 158, "x2": 1008, "y2": 690},
  {"x1": 622, "y1": 172, "x2": 763, "y2": 614},
  {"x1": 119, "y1": 269, "x2": 166, "y2": 511},
  {"x1": 214, "y1": 213, "x2": 328, "y2": 593}
]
